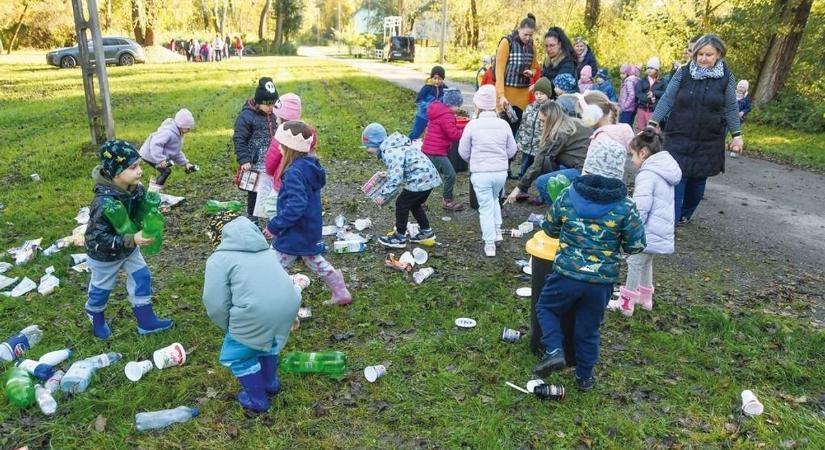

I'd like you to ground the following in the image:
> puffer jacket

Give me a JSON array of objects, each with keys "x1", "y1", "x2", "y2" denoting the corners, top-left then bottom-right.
[
  {"x1": 518, "y1": 119, "x2": 591, "y2": 192},
  {"x1": 634, "y1": 151, "x2": 682, "y2": 254},
  {"x1": 233, "y1": 100, "x2": 274, "y2": 170},
  {"x1": 267, "y1": 156, "x2": 326, "y2": 256},
  {"x1": 421, "y1": 101, "x2": 465, "y2": 157},
  {"x1": 619, "y1": 75, "x2": 640, "y2": 112},
  {"x1": 138, "y1": 118, "x2": 189, "y2": 166},
  {"x1": 203, "y1": 216, "x2": 300, "y2": 352},
  {"x1": 458, "y1": 111, "x2": 517, "y2": 173},
  {"x1": 542, "y1": 174, "x2": 646, "y2": 284},
  {"x1": 378, "y1": 132, "x2": 442, "y2": 196},
  {"x1": 84, "y1": 166, "x2": 144, "y2": 262},
  {"x1": 515, "y1": 101, "x2": 544, "y2": 156},
  {"x1": 414, "y1": 83, "x2": 447, "y2": 119}
]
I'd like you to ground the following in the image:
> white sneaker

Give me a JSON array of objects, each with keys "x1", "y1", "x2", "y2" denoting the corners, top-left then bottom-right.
[{"x1": 484, "y1": 243, "x2": 496, "y2": 257}]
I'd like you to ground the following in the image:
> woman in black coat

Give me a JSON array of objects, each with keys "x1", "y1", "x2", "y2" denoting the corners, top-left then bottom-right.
[
  {"x1": 540, "y1": 27, "x2": 577, "y2": 98},
  {"x1": 573, "y1": 37, "x2": 598, "y2": 78}
]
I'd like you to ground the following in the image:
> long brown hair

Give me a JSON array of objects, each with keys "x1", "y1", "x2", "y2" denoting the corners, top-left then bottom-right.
[
  {"x1": 540, "y1": 101, "x2": 580, "y2": 148},
  {"x1": 275, "y1": 121, "x2": 314, "y2": 177}
]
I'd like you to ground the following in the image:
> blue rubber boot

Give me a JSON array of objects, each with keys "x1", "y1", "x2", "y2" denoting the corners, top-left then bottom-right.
[
  {"x1": 85, "y1": 309, "x2": 112, "y2": 340},
  {"x1": 131, "y1": 305, "x2": 174, "y2": 335},
  {"x1": 236, "y1": 371, "x2": 270, "y2": 412},
  {"x1": 259, "y1": 355, "x2": 281, "y2": 395}
]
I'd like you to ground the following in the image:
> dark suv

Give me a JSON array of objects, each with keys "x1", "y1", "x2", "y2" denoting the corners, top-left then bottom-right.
[{"x1": 46, "y1": 37, "x2": 146, "y2": 69}]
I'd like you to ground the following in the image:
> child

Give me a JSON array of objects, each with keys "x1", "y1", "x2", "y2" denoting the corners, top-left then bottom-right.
[
  {"x1": 139, "y1": 108, "x2": 198, "y2": 192},
  {"x1": 736, "y1": 80, "x2": 751, "y2": 123},
  {"x1": 266, "y1": 121, "x2": 352, "y2": 306},
  {"x1": 233, "y1": 77, "x2": 278, "y2": 218},
  {"x1": 516, "y1": 77, "x2": 553, "y2": 178},
  {"x1": 409, "y1": 66, "x2": 448, "y2": 140},
  {"x1": 635, "y1": 57, "x2": 666, "y2": 131},
  {"x1": 552, "y1": 73, "x2": 578, "y2": 97},
  {"x1": 593, "y1": 69, "x2": 617, "y2": 102},
  {"x1": 84, "y1": 140, "x2": 174, "y2": 340},
  {"x1": 532, "y1": 131, "x2": 646, "y2": 391},
  {"x1": 362, "y1": 123, "x2": 442, "y2": 248},
  {"x1": 421, "y1": 87, "x2": 466, "y2": 211},
  {"x1": 262, "y1": 93, "x2": 310, "y2": 219},
  {"x1": 618, "y1": 64, "x2": 640, "y2": 125},
  {"x1": 578, "y1": 66, "x2": 594, "y2": 93},
  {"x1": 203, "y1": 213, "x2": 300, "y2": 413},
  {"x1": 458, "y1": 84, "x2": 517, "y2": 257},
  {"x1": 609, "y1": 127, "x2": 681, "y2": 316}
]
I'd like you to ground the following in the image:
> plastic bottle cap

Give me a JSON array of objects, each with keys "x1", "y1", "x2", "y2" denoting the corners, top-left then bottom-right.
[{"x1": 189, "y1": 407, "x2": 200, "y2": 417}]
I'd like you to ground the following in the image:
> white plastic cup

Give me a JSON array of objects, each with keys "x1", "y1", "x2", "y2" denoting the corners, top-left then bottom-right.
[
  {"x1": 364, "y1": 365, "x2": 387, "y2": 382},
  {"x1": 125, "y1": 360, "x2": 154, "y2": 382},
  {"x1": 30, "y1": 173, "x2": 41, "y2": 182},
  {"x1": 412, "y1": 248, "x2": 428, "y2": 265},
  {"x1": 398, "y1": 251, "x2": 416, "y2": 267},
  {"x1": 153, "y1": 343, "x2": 186, "y2": 369},
  {"x1": 526, "y1": 379, "x2": 544, "y2": 393},
  {"x1": 741, "y1": 390, "x2": 764, "y2": 416}
]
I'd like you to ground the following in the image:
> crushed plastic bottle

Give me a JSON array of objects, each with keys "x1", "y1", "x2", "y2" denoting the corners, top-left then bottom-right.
[
  {"x1": 334, "y1": 214, "x2": 346, "y2": 228},
  {"x1": 280, "y1": 351, "x2": 347, "y2": 378},
  {"x1": 60, "y1": 359, "x2": 94, "y2": 394},
  {"x1": 35, "y1": 384, "x2": 57, "y2": 415},
  {"x1": 546, "y1": 174, "x2": 571, "y2": 203},
  {"x1": 5, "y1": 366, "x2": 35, "y2": 407},
  {"x1": 135, "y1": 406, "x2": 199, "y2": 431},
  {"x1": 0, "y1": 325, "x2": 43, "y2": 362}
]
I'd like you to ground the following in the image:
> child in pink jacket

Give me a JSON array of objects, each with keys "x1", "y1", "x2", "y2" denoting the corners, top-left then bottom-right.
[
  {"x1": 421, "y1": 88, "x2": 467, "y2": 211},
  {"x1": 618, "y1": 64, "x2": 641, "y2": 125}
]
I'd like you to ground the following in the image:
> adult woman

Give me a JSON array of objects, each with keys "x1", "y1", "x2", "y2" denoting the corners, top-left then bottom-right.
[
  {"x1": 649, "y1": 34, "x2": 743, "y2": 225},
  {"x1": 495, "y1": 14, "x2": 540, "y2": 112},
  {"x1": 573, "y1": 37, "x2": 598, "y2": 77},
  {"x1": 540, "y1": 27, "x2": 577, "y2": 96}
]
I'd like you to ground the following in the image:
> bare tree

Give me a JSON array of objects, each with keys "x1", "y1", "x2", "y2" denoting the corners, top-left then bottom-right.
[
  {"x1": 584, "y1": 0, "x2": 600, "y2": 31},
  {"x1": 259, "y1": 0, "x2": 272, "y2": 41},
  {"x1": 469, "y1": 0, "x2": 478, "y2": 49},
  {"x1": 274, "y1": 0, "x2": 284, "y2": 48},
  {"x1": 8, "y1": 1, "x2": 30, "y2": 55}
]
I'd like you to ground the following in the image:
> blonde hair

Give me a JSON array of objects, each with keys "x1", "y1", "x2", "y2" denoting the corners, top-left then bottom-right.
[
  {"x1": 539, "y1": 101, "x2": 580, "y2": 148},
  {"x1": 582, "y1": 90, "x2": 618, "y2": 124}
]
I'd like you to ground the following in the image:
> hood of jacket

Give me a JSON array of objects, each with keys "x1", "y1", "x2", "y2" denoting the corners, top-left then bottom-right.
[
  {"x1": 288, "y1": 155, "x2": 326, "y2": 191},
  {"x1": 158, "y1": 118, "x2": 181, "y2": 138},
  {"x1": 379, "y1": 132, "x2": 411, "y2": 153},
  {"x1": 427, "y1": 100, "x2": 453, "y2": 121},
  {"x1": 241, "y1": 99, "x2": 267, "y2": 116},
  {"x1": 215, "y1": 217, "x2": 270, "y2": 253},
  {"x1": 592, "y1": 123, "x2": 634, "y2": 149},
  {"x1": 569, "y1": 174, "x2": 627, "y2": 219},
  {"x1": 639, "y1": 151, "x2": 682, "y2": 186},
  {"x1": 91, "y1": 165, "x2": 139, "y2": 198}
]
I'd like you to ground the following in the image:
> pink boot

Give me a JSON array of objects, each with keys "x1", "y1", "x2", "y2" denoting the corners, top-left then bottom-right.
[
  {"x1": 618, "y1": 286, "x2": 639, "y2": 317},
  {"x1": 322, "y1": 270, "x2": 352, "y2": 306},
  {"x1": 638, "y1": 285, "x2": 654, "y2": 311}
]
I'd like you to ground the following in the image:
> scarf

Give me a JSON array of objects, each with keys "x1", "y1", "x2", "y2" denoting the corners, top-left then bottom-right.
[{"x1": 689, "y1": 60, "x2": 725, "y2": 80}]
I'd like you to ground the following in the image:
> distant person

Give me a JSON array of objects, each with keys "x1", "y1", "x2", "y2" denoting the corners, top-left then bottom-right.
[
  {"x1": 189, "y1": 38, "x2": 199, "y2": 62},
  {"x1": 593, "y1": 69, "x2": 617, "y2": 102},
  {"x1": 578, "y1": 66, "x2": 594, "y2": 93},
  {"x1": 138, "y1": 108, "x2": 198, "y2": 192},
  {"x1": 224, "y1": 35, "x2": 231, "y2": 59},
  {"x1": 213, "y1": 34, "x2": 223, "y2": 62},
  {"x1": 408, "y1": 65, "x2": 448, "y2": 140},
  {"x1": 736, "y1": 80, "x2": 751, "y2": 122},
  {"x1": 515, "y1": 77, "x2": 553, "y2": 178},
  {"x1": 573, "y1": 37, "x2": 598, "y2": 78},
  {"x1": 634, "y1": 57, "x2": 665, "y2": 131},
  {"x1": 540, "y1": 27, "x2": 577, "y2": 97},
  {"x1": 234, "y1": 36, "x2": 244, "y2": 59},
  {"x1": 618, "y1": 64, "x2": 641, "y2": 125}
]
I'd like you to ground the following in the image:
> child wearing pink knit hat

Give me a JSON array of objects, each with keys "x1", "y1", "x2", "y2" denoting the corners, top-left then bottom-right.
[
  {"x1": 578, "y1": 66, "x2": 594, "y2": 93},
  {"x1": 138, "y1": 108, "x2": 198, "y2": 192}
]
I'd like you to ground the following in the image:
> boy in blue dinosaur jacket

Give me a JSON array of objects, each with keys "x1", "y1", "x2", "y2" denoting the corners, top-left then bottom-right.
[{"x1": 532, "y1": 140, "x2": 646, "y2": 391}]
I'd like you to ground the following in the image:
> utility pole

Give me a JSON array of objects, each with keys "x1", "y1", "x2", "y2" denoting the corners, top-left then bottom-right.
[
  {"x1": 438, "y1": 0, "x2": 447, "y2": 64},
  {"x1": 337, "y1": 0, "x2": 342, "y2": 54}
]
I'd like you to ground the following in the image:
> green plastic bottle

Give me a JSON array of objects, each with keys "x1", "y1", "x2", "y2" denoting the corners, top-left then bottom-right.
[
  {"x1": 139, "y1": 191, "x2": 162, "y2": 227},
  {"x1": 280, "y1": 351, "x2": 347, "y2": 378},
  {"x1": 103, "y1": 199, "x2": 138, "y2": 235},
  {"x1": 5, "y1": 366, "x2": 35, "y2": 408},
  {"x1": 205, "y1": 200, "x2": 244, "y2": 214},
  {"x1": 546, "y1": 174, "x2": 571, "y2": 203},
  {"x1": 141, "y1": 208, "x2": 164, "y2": 256}
]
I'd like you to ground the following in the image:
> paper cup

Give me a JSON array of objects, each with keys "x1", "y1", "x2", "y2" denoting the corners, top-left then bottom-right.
[
  {"x1": 412, "y1": 248, "x2": 428, "y2": 265},
  {"x1": 153, "y1": 343, "x2": 186, "y2": 369},
  {"x1": 516, "y1": 287, "x2": 531, "y2": 297},
  {"x1": 741, "y1": 390, "x2": 764, "y2": 416},
  {"x1": 455, "y1": 317, "x2": 477, "y2": 328},
  {"x1": 526, "y1": 379, "x2": 544, "y2": 393},
  {"x1": 125, "y1": 360, "x2": 154, "y2": 382},
  {"x1": 364, "y1": 365, "x2": 387, "y2": 383}
]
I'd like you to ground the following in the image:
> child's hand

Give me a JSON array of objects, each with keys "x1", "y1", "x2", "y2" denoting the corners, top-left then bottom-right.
[
  {"x1": 375, "y1": 196, "x2": 386, "y2": 206},
  {"x1": 263, "y1": 228, "x2": 274, "y2": 239},
  {"x1": 240, "y1": 162, "x2": 252, "y2": 171},
  {"x1": 504, "y1": 187, "x2": 521, "y2": 205},
  {"x1": 523, "y1": 69, "x2": 534, "y2": 78},
  {"x1": 157, "y1": 160, "x2": 169, "y2": 169},
  {"x1": 134, "y1": 231, "x2": 155, "y2": 246}
]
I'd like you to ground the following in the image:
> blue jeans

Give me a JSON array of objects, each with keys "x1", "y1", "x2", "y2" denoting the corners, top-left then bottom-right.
[
  {"x1": 535, "y1": 273, "x2": 612, "y2": 379},
  {"x1": 674, "y1": 177, "x2": 707, "y2": 221},
  {"x1": 518, "y1": 153, "x2": 535, "y2": 179},
  {"x1": 86, "y1": 248, "x2": 152, "y2": 312},
  {"x1": 219, "y1": 333, "x2": 280, "y2": 377},
  {"x1": 409, "y1": 116, "x2": 428, "y2": 140},
  {"x1": 535, "y1": 168, "x2": 581, "y2": 204}
]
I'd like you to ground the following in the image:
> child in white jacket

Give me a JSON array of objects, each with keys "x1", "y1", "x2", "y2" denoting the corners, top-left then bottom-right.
[{"x1": 458, "y1": 85, "x2": 517, "y2": 257}]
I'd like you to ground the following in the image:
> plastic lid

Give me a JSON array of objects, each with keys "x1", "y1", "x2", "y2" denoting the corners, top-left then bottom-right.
[
  {"x1": 189, "y1": 407, "x2": 200, "y2": 417},
  {"x1": 525, "y1": 231, "x2": 559, "y2": 260}
]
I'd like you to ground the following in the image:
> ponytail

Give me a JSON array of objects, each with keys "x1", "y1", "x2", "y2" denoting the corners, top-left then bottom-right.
[{"x1": 630, "y1": 127, "x2": 664, "y2": 155}]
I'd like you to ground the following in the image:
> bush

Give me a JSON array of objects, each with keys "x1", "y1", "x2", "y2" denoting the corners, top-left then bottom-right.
[
  {"x1": 448, "y1": 46, "x2": 483, "y2": 70},
  {"x1": 750, "y1": 92, "x2": 825, "y2": 133},
  {"x1": 274, "y1": 42, "x2": 297, "y2": 56}
]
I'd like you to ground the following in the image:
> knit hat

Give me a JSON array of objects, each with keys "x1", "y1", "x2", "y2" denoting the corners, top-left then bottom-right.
[
  {"x1": 254, "y1": 77, "x2": 279, "y2": 105},
  {"x1": 361, "y1": 123, "x2": 388, "y2": 148},
  {"x1": 582, "y1": 139, "x2": 626, "y2": 180},
  {"x1": 174, "y1": 108, "x2": 195, "y2": 129},
  {"x1": 207, "y1": 211, "x2": 241, "y2": 247},
  {"x1": 473, "y1": 84, "x2": 497, "y2": 111},
  {"x1": 533, "y1": 77, "x2": 554, "y2": 97},
  {"x1": 646, "y1": 57, "x2": 660, "y2": 71},
  {"x1": 430, "y1": 65, "x2": 446, "y2": 79},
  {"x1": 553, "y1": 73, "x2": 577, "y2": 94},
  {"x1": 580, "y1": 66, "x2": 592, "y2": 81},
  {"x1": 555, "y1": 94, "x2": 579, "y2": 117},
  {"x1": 442, "y1": 88, "x2": 463, "y2": 108},
  {"x1": 595, "y1": 69, "x2": 609, "y2": 81},
  {"x1": 99, "y1": 139, "x2": 141, "y2": 179},
  {"x1": 737, "y1": 80, "x2": 749, "y2": 92},
  {"x1": 275, "y1": 121, "x2": 314, "y2": 153},
  {"x1": 273, "y1": 93, "x2": 302, "y2": 121}
]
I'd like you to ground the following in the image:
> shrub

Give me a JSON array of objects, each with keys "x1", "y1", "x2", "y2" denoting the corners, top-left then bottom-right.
[{"x1": 750, "y1": 92, "x2": 825, "y2": 133}]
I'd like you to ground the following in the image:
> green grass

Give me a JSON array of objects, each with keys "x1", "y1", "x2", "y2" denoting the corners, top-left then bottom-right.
[
  {"x1": 1, "y1": 55, "x2": 824, "y2": 449},
  {"x1": 747, "y1": 123, "x2": 825, "y2": 171}
]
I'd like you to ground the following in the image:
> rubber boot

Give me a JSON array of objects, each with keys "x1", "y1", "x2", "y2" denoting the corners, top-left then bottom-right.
[
  {"x1": 259, "y1": 355, "x2": 281, "y2": 395},
  {"x1": 86, "y1": 309, "x2": 112, "y2": 340},
  {"x1": 132, "y1": 304, "x2": 174, "y2": 335},
  {"x1": 619, "y1": 286, "x2": 640, "y2": 317},
  {"x1": 236, "y1": 371, "x2": 270, "y2": 412},
  {"x1": 638, "y1": 285, "x2": 654, "y2": 311},
  {"x1": 322, "y1": 270, "x2": 352, "y2": 306}
]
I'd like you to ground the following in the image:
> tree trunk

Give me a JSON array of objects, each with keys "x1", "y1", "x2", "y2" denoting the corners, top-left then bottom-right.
[
  {"x1": 274, "y1": 1, "x2": 284, "y2": 47},
  {"x1": 144, "y1": 0, "x2": 157, "y2": 46},
  {"x1": 132, "y1": 0, "x2": 146, "y2": 44},
  {"x1": 753, "y1": 0, "x2": 814, "y2": 106},
  {"x1": 105, "y1": 0, "x2": 113, "y2": 30},
  {"x1": 259, "y1": 0, "x2": 271, "y2": 41},
  {"x1": 7, "y1": 2, "x2": 30, "y2": 55},
  {"x1": 199, "y1": 0, "x2": 212, "y2": 29},
  {"x1": 469, "y1": 0, "x2": 478, "y2": 49},
  {"x1": 584, "y1": 0, "x2": 600, "y2": 31},
  {"x1": 0, "y1": 35, "x2": 5, "y2": 54}
]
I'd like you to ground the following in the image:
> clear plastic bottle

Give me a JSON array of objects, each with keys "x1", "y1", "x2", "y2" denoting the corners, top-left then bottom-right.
[
  {"x1": 135, "y1": 406, "x2": 199, "y2": 431},
  {"x1": 85, "y1": 352, "x2": 122, "y2": 369},
  {"x1": 0, "y1": 325, "x2": 43, "y2": 362},
  {"x1": 34, "y1": 384, "x2": 57, "y2": 415},
  {"x1": 61, "y1": 359, "x2": 94, "y2": 394},
  {"x1": 44, "y1": 370, "x2": 64, "y2": 394}
]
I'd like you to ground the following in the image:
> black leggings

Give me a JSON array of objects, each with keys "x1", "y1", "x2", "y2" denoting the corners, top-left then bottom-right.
[
  {"x1": 395, "y1": 189, "x2": 431, "y2": 234},
  {"x1": 144, "y1": 158, "x2": 172, "y2": 185},
  {"x1": 246, "y1": 191, "x2": 257, "y2": 217}
]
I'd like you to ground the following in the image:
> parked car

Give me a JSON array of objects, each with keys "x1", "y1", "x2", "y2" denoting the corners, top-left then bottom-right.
[
  {"x1": 46, "y1": 37, "x2": 145, "y2": 69},
  {"x1": 384, "y1": 36, "x2": 415, "y2": 62}
]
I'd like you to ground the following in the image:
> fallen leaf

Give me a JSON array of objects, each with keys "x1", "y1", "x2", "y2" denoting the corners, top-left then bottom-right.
[
  {"x1": 226, "y1": 426, "x2": 239, "y2": 438},
  {"x1": 454, "y1": 393, "x2": 465, "y2": 403},
  {"x1": 372, "y1": 400, "x2": 390, "y2": 413},
  {"x1": 479, "y1": 395, "x2": 493, "y2": 404},
  {"x1": 312, "y1": 402, "x2": 327, "y2": 417},
  {"x1": 332, "y1": 332, "x2": 355, "y2": 341},
  {"x1": 94, "y1": 415, "x2": 107, "y2": 432},
  {"x1": 724, "y1": 422, "x2": 738, "y2": 434},
  {"x1": 794, "y1": 396, "x2": 808, "y2": 404}
]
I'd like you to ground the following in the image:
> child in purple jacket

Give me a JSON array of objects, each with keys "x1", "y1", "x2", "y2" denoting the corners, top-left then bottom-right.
[{"x1": 139, "y1": 108, "x2": 198, "y2": 192}]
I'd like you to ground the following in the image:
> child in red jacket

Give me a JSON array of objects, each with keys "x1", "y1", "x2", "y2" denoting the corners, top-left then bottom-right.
[{"x1": 421, "y1": 88, "x2": 467, "y2": 211}]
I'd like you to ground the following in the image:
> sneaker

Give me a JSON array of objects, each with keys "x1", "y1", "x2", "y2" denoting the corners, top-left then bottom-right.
[
  {"x1": 379, "y1": 232, "x2": 408, "y2": 249},
  {"x1": 576, "y1": 375, "x2": 596, "y2": 391},
  {"x1": 410, "y1": 228, "x2": 436, "y2": 243},
  {"x1": 484, "y1": 243, "x2": 496, "y2": 257},
  {"x1": 676, "y1": 217, "x2": 692, "y2": 227},
  {"x1": 533, "y1": 349, "x2": 566, "y2": 377},
  {"x1": 442, "y1": 199, "x2": 465, "y2": 212}
]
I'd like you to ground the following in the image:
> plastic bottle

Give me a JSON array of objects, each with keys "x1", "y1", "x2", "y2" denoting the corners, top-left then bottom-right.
[
  {"x1": 5, "y1": 366, "x2": 35, "y2": 407},
  {"x1": 34, "y1": 384, "x2": 57, "y2": 415},
  {"x1": 135, "y1": 406, "x2": 200, "y2": 431},
  {"x1": 138, "y1": 191, "x2": 162, "y2": 226},
  {"x1": 61, "y1": 359, "x2": 94, "y2": 394},
  {"x1": 141, "y1": 208, "x2": 164, "y2": 256},
  {"x1": 85, "y1": 352, "x2": 122, "y2": 369},
  {"x1": 103, "y1": 198, "x2": 138, "y2": 235},
  {"x1": 546, "y1": 174, "x2": 571, "y2": 203},
  {"x1": 0, "y1": 325, "x2": 43, "y2": 362},
  {"x1": 44, "y1": 370, "x2": 64, "y2": 394},
  {"x1": 38, "y1": 349, "x2": 72, "y2": 366},
  {"x1": 279, "y1": 351, "x2": 347, "y2": 378},
  {"x1": 205, "y1": 200, "x2": 244, "y2": 214},
  {"x1": 16, "y1": 359, "x2": 55, "y2": 381}
]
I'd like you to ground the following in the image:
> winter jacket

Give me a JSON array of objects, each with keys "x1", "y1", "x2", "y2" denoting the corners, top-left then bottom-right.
[
  {"x1": 414, "y1": 83, "x2": 447, "y2": 120},
  {"x1": 378, "y1": 132, "x2": 442, "y2": 196},
  {"x1": 264, "y1": 128, "x2": 318, "y2": 191},
  {"x1": 595, "y1": 80, "x2": 617, "y2": 102},
  {"x1": 542, "y1": 175, "x2": 646, "y2": 284},
  {"x1": 139, "y1": 118, "x2": 189, "y2": 166},
  {"x1": 541, "y1": 56, "x2": 577, "y2": 95},
  {"x1": 738, "y1": 96, "x2": 751, "y2": 121},
  {"x1": 635, "y1": 76, "x2": 666, "y2": 111},
  {"x1": 421, "y1": 101, "x2": 465, "y2": 157},
  {"x1": 576, "y1": 50, "x2": 598, "y2": 80},
  {"x1": 233, "y1": 101, "x2": 274, "y2": 170},
  {"x1": 203, "y1": 217, "x2": 300, "y2": 352},
  {"x1": 266, "y1": 156, "x2": 326, "y2": 256},
  {"x1": 633, "y1": 151, "x2": 682, "y2": 254},
  {"x1": 515, "y1": 101, "x2": 544, "y2": 156},
  {"x1": 518, "y1": 120, "x2": 591, "y2": 192},
  {"x1": 458, "y1": 111, "x2": 517, "y2": 173},
  {"x1": 618, "y1": 76, "x2": 640, "y2": 112},
  {"x1": 84, "y1": 166, "x2": 143, "y2": 262}
]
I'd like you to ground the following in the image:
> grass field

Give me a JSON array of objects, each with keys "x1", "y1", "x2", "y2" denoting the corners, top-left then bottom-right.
[{"x1": 1, "y1": 55, "x2": 824, "y2": 449}]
